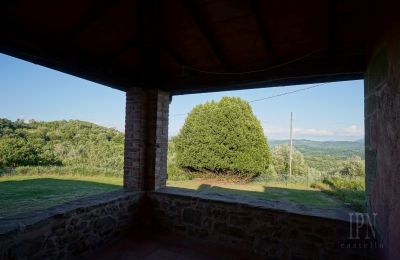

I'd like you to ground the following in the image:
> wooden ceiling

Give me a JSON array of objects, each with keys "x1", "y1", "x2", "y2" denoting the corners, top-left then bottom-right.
[{"x1": 0, "y1": 0, "x2": 369, "y2": 94}]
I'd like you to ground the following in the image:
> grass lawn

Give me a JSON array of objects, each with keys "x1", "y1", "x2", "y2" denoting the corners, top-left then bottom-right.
[
  {"x1": 0, "y1": 175, "x2": 122, "y2": 218},
  {"x1": 0, "y1": 175, "x2": 349, "y2": 219},
  {"x1": 167, "y1": 179, "x2": 343, "y2": 208}
]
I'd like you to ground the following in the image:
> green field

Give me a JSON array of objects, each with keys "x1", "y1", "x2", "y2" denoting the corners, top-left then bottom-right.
[
  {"x1": 168, "y1": 180, "x2": 343, "y2": 207},
  {"x1": 0, "y1": 175, "x2": 122, "y2": 218},
  {"x1": 0, "y1": 174, "x2": 351, "y2": 219},
  {"x1": 0, "y1": 119, "x2": 365, "y2": 218}
]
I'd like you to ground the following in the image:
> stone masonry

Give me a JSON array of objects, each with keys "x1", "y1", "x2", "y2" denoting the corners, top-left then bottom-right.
[
  {"x1": 365, "y1": 25, "x2": 400, "y2": 259},
  {"x1": 0, "y1": 191, "x2": 141, "y2": 259},
  {"x1": 0, "y1": 188, "x2": 378, "y2": 259},
  {"x1": 124, "y1": 87, "x2": 170, "y2": 191},
  {"x1": 149, "y1": 188, "x2": 377, "y2": 259}
]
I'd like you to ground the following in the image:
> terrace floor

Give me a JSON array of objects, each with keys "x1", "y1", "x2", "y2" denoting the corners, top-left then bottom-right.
[{"x1": 87, "y1": 231, "x2": 261, "y2": 260}]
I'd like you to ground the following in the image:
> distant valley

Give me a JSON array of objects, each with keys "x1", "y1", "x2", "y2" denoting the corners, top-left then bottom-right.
[
  {"x1": 269, "y1": 139, "x2": 365, "y2": 172},
  {"x1": 269, "y1": 139, "x2": 364, "y2": 159}
]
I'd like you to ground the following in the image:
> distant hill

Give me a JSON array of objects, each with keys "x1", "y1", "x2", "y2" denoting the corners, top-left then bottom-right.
[
  {"x1": 269, "y1": 139, "x2": 364, "y2": 159},
  {"x1": 1, "y1": 118, "x2": 365, "y2": 175},
  {"x1": 269, "y1": 139, "x2": 365, "y2": 172},
  {"x1": 355, "y1": 138, "x2": 365, "y2": 143}
]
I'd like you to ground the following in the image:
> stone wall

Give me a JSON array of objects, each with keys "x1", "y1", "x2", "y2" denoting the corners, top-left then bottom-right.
[
  {"x1": 150, "y1": 188, "x2": 377, "y2": 259},
  {"x1": 124, "y1": 87, "x2": 169, "y2": 191},
  {"x1": 0, "y1": 187, "x2": 380, "y2": 259},
  {"x1": 0, "y1": 191, "x2": 142, "y2": 259},
  {"x1": 365, "y1": 25, "x2": 400, "y2": 259}
]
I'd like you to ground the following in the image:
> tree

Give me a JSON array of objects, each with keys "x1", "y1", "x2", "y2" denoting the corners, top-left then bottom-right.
[
  {"x1": 0, "y1": 118, "x2": 123, "y2": 169},
  {"x1": 174, "y1": 97, "x2": 271, "y2": 177},
  {"x1": 339, "y1": 155, "x2": 365, "y2": 177},
  {"x1": 0, "y1": 136, "x2": 38, "y2": 167},
  {"x1": 272, "y1": 144, "x2": 307, "y2": 175}
]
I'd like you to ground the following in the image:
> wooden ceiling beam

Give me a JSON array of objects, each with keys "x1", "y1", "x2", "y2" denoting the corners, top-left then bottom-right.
[
  {"x1": 328, "y1": 0, "x2": 338, "y2": 55},
  {"x1": 183, "y1": 0, "x2": 232, "y2": 72},
  {"x1": 106, "y1": 37, "x2": 141, "y2": 65},
  {"x1": 0, "y1": 5, "x2": 141, "y2": 91},
  {"x1": 137, "y1": 0, "x2": 161, "y2": 84},
  {"x1": 249, "y1": 0, "x2": 280, "y2": 64},
  {"x1": 161, "y1": 40, "x2": 189, "y2": 68},
  {"x1": 64, "y1": 0, "x2": 121, "y2": 42}
]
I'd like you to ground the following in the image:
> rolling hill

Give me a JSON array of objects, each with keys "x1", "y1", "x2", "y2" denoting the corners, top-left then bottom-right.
[
  {"x1": 269, "y1": 139, "x2": 364, "y2": 159},
  {"x1": 269, "y1": 139, "x2": 365, "y2": 172}
]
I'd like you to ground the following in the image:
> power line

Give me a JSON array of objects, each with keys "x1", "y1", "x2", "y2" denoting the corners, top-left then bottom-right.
[
  {"x1": 248, "y1": 82, "x2": 328, "y2": 103},
  {"x1": 170, "y1": 82, "x2": 331, "y2": 117},
  {"x1": 182, "y1": 48, "x2": 325, "y2": 75}
]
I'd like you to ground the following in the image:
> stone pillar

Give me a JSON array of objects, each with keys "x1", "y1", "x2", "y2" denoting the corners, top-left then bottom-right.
[
  {"x1": 124, "y1": 87, "x2": 169, "y2": 191},
  {"x1": 365, "y1": 25, "x2": 400, "y2": 258}
]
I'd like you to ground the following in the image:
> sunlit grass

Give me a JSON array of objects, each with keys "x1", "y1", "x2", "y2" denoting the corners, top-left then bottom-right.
[
  {"x1": 312, "y1": 176, "x2": 366, "y2": 212},
  {"x1": 167, "y1": 179, "x2": 343, "y2": 208},
  {"x1": 0, "y1": 175, "x2": 122, "y2": 218},
  {"x1": 0, "y1": 174, "x2": 123, "y2": 186},
  {"x1": 0, "y1": 174, "x2": 351, "y2": 219}
]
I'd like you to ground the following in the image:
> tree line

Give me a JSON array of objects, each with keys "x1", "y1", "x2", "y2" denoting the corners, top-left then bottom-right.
[
  {"x1": 0, "y1": 119, "x2": 124, "y2": 170},
  {"x1": 0, "y1": 96, "x2": 364, "y2": 180}
]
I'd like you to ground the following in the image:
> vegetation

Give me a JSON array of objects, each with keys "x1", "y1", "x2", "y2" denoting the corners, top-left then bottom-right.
[
  {"x1": 271, "y1": 144, "x2": 307, "y2": 176},
  {"x1": 167, "y1": 139, "x2": 192, "y2": 181},
  {"x1": 303, "y1": 156, "x2": 344, "y2": 172},
  {"x1": 310, "y1": 156, "x2": 366, "y2": 212},
  {"x1": 269, "y1": 139, "x2": 364, "y2": 159},
  {"x1": 0, "y1": 118, "x2": 124, "y2": 174},
  {"x1": 338, "y1": 156, "x2": 365, "y2": 177},
  {"x1": 0, "y1": 175, "x2": 121, "y2": 218},
  {"x1": 312, "y1": 176, "x2": 366, "y2": 212},
  {"x1": 0, "y1": 111, "x2": 366, "y2": 214},
  {"x1": 174, "y1": 97, "x2": 271, "y2": 180},
  {"x1": 1, "y1": 165, "x2": 121, "y2": 177}
]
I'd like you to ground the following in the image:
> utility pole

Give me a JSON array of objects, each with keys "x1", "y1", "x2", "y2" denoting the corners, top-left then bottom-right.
[{"x1": 289, "y1": 112, "x2": 293, "y2": 178}]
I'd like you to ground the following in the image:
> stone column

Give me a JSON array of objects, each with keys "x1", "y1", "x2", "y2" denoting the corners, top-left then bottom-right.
[
  {"x1": 365, "y1": 26, "x2": 400, "y2": 258},
  {"x1": 124, "y1": 87, "x2": 169, "y2": 191}
]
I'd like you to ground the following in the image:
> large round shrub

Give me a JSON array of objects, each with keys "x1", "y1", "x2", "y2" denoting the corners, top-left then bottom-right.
[{"x1": 175, "y1": 97, "x2": 271, "y2": 177}]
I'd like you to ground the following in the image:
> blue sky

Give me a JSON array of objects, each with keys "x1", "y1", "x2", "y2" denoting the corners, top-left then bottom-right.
[{"x1": 0, "y1": 53, "x2": 364, "y2": 141}]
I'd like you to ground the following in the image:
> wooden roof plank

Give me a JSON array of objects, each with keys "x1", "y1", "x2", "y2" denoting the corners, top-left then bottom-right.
[
  {"x1": 249, "y1": 0, "x2": 280, "y2": 64},
  {"x1": 183, "y1": 0, "x2": 232, "y2": 72}
]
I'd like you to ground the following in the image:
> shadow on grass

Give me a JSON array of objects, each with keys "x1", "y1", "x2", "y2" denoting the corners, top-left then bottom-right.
[
  {"x1": 0, "y1": 178, "x2": 121, "y2": 218},
  {"x1": 191, "y1": 183, "x2": 342, "y2": 207}
]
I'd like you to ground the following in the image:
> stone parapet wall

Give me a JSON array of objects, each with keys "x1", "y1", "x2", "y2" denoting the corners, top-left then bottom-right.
[
  {"x1": 150, "y1": 188, "x2": 376, "y2": 259},
  {"x1": 0, "y1": 191, "x2": 142, "y2": 259},
  {"x1": 0, "y1": 188, "x2": 379, "y2": 259}
]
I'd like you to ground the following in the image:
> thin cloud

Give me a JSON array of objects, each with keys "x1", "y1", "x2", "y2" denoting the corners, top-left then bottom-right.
[
  {"x1": 340, "y1": 125, "x2": 364, "y2": 136},
  {"x1": 264, "y1": 125, "x2": 364, "y2": 139},
  {"x1": 293, "y1": 127, "x2": 334, "y2": 137},
  {"x1": 265, "y1": 127, "x2": 334, "y2": 137}
]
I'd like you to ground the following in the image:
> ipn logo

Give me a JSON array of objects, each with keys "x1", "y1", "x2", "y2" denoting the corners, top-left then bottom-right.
[{"x1": 348, "y1": 212, "x2": 378, "y2": 240}]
